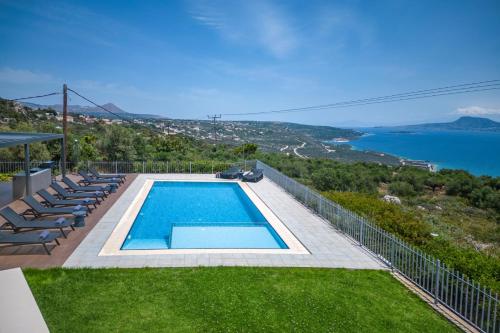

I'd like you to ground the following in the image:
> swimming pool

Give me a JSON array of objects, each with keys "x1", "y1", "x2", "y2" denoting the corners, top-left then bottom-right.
[{"x1": 121, "y1": 181, "x2": 288, "y2": 250}]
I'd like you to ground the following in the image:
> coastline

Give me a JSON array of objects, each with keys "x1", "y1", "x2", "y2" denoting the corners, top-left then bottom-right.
[
  {"x1": 327, "y1": 133, "x2": 438, "y2": 172},
  {"x1": 342, "y1": 129, "x2": 500, "y2": 176},
  {"x1": 349, "y1": 141, "x2": 438, "y2": 172}
]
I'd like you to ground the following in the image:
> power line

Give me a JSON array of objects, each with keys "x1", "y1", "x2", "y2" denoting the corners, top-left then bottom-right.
[
  {"x1": 67, "y1": 88, "x2": 133, "y2": 123},
  {"x1": 222, "y1": 80, "x2": 500, "y2": 116},
  {"x1": 2, "y1": 92, "x2": 61, "y2": 102},
  {"x1": 262, "y1": 86, "x2": 500, "y2": 114},
  {"x1": 67, "y1": 87, "x2": 167, "y2": 136}
]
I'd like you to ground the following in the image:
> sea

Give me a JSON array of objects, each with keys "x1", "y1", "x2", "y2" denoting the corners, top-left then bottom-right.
[{"x1": 341, "y1": 128, "x2": 500, "y2": 177}]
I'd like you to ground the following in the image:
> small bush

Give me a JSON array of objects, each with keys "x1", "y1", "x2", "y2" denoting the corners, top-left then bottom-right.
[{"x1": 389, "y1": 181, "x2": 416, "y2": 197}]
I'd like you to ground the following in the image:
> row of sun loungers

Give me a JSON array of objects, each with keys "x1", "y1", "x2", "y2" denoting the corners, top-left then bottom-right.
[{"x1": 0, "y1": 168, "x2": 126, "y2": 255}]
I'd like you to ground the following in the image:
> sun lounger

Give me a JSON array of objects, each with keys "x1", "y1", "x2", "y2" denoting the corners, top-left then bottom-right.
[
  {"x1": 0, "y1": 229, "x2": 61, "y2": 254},
  {"x1": 242, "y1": 168, "x2": 264, "y2": 182},
  {"x1": 22, "y1": 195, "x2": 88, "y2": 219},
  {"x1": 0, "y1": 207, "x2": 74, "y2": 238},
  {"x1": 38, "y1": 189, "x2": 97, "y2": 211},
  {"x1": 89, "y1": 166, "x2": 126, "y2": 180},
  {"x1": 50, "y1": 182, "x2": 104, "y2": 203},
  {"x1": 220, "y1": 166, "x2": 241, "y2": 179},
  {"x1": 63, "y1": 177, "x2": 111, "y2": 196},
  {"x1": 77, "y1": 170, "x2": 122, "y2": 186}
]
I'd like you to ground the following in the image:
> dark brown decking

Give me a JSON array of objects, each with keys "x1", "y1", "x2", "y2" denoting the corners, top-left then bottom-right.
[{"x1": 0, "y1": 174, "x2": 137, "y2": 269}]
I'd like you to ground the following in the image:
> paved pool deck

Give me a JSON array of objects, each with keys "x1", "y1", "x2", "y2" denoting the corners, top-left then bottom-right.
[{"x1": 64, "y1": 174, "x2": 385, "y2": 269}]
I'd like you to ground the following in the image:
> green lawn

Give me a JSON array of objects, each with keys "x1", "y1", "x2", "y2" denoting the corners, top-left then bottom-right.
[{"x1": 24, "y1": 267, "x2": 457, "y2": 333}]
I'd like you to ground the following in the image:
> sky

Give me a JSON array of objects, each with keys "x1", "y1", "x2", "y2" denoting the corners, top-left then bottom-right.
[{"x1": 0, "y1": 0, "x2": 499, "y2": 126}]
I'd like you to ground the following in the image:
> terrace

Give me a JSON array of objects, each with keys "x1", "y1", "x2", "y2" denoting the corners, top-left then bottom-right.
[
  {"x1": 0, "y1": 156, "x2": 496, "y2": 332},
  {"x1": 64, "y1": 173, "x2": 382, "y2": 268}
]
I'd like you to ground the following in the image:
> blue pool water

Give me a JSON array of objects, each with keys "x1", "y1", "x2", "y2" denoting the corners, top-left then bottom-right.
[{"x1": 121, "y1": 182, "x2": 288, "y2": 250}]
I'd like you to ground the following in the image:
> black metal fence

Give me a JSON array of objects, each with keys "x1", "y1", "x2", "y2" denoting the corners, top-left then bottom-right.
[
  {"x1": 256, "y1": 160, "x2": 498, "y2": 333},
  {"x1": 1, "y1": 159, "x2": 497, "y2": 332},
  {"x1": 0, "y1": 160, "x2": 248, "y2": 175}
]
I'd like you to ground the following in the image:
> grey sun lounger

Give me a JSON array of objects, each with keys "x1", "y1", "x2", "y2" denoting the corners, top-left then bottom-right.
[
  {"x1": 242, "y1": 168, "x2": 264, "y2": 182},
  {"x1": 78, "y1": 170, "x2": 122, "y2": 186},
  {"x1": 22, "y1": 195, "x2": 88, "y2": 219},
  {"x1": 88, "y1": 167, "x2": 126, "y2": 182},
  {"x1": 0, "y1": 207, "x2": 74, "y2": 238},
  {"x1": 63, "y1": 177, "x2": 111, "y2": 196},
  {"x1": 38, "y1": 189, "x2": 97, "y2": 211},
  {"x1": 220, "y1": 166, "x2": 241, "y2": 179},
  {"x1": 0, "y1": 229, "x2": 61, "y2": 255},
  {"x1": 51, "y1": 182, "x2": 105, "y2": 203}
]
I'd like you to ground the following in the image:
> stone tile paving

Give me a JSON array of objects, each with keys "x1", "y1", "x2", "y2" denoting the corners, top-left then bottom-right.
[{"x1": 64, "y1": 174, "x2": 385, "y2": 269}]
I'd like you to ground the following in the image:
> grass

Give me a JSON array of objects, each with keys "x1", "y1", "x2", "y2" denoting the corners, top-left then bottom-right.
[{"x1": 24, "y1": 267, "x2": 457, "y2": 333}]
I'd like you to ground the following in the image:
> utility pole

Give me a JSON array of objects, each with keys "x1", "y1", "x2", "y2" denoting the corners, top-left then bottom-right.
[
  {"x1": 207, "y1": 114, "x2": 221, "y2": 143},
  {"x1": 61, "y1": 84, "x2": 68, "y2": 177}
]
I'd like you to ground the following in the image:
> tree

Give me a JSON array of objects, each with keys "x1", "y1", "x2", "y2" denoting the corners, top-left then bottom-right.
[
  {"x1": 79, "y1": 135, "x2": 101, "y2": 161},
  {"x1": 100, "y1": 125, "x2": 137, "y2": 161},
  {"x1": 425, "y1": 174, "x2": 446, "y2": 192},
  {"x1": 234, "y1": 143, "x2": 258, "y2": 156}
]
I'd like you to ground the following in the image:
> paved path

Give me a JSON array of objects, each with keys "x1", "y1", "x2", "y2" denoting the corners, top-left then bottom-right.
[
  {"x1": 0, "y1": 268, "x2": 49, "y2": 333},
  {"x1": 65, "y1": 174, "x2": 384, "y2": 269}
]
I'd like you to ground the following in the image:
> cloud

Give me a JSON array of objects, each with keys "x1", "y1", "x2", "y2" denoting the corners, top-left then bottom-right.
[
  {"x1": 189, "y1": 0, "x2": 298, "y2": 58},
  {"x1": 456, "y1": 106, "x2": 500, "y2": 116},
  {"x1": 0, "y1": 67, "x2": 170, "y2": 108},
  {"x1": 0, "y1": 67, "x2": 60, "y2": 85},
  {"x1": 1, "y1": 1, "x2": 162, "y2": 49}
]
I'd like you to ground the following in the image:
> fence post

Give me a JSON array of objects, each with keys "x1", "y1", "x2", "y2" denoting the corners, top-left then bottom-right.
[
  {"x1": 359, "y1": 219, "x2": 364, "y2": 246},
  {"x1": 390, "y1": 236, "x2": 395, "y2": 271},
  {"x1": 189, "y1": 161, "x2": 192, "y2": 174},
  {"x1": 211, "y1": 161, "x2": 214, "y2": 174},
  {"x1": 434, "y1": 259, "x2": 441, "y2": 305},
  {"x1": 142, "y1": 161, "x2": 145, "y2": 173},
  {"x1": 115, "y1": 161, "x2": 118, "y2": 174}
]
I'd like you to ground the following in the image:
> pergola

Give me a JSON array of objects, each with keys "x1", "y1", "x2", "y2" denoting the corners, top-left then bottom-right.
[{"x1": 0, "y1": 132, "x2": 65, "y2": 195}]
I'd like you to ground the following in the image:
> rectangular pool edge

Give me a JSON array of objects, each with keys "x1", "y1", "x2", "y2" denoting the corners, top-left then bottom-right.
[{"x1": 99, "y1": 178, "x2": 309, "y2": 256}]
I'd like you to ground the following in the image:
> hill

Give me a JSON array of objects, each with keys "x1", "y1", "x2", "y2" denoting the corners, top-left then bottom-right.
[
  {"x1": 399, "y1": 116, "x2": 500, "y2": 132},
  {"x1": 0, "y1": 98, "x2": 400, "y2": 164},
  {"x1": 20, "y1": 101, "x2": 165, "y2": 120}
]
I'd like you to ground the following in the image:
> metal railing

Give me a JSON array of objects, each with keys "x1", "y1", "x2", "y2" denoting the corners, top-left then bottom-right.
[
  {"x1": 256, "y1": 160, "x2": 498, "y2": 333},
  {"x1": 1, "y1": 158, "x2": 497, "y2": 331},
  {"x1": 0, "y1": 160, "x2": 252, "y2": 175}
]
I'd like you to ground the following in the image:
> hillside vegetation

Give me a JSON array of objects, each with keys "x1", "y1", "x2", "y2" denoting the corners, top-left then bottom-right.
[
  {"x1": 1, "y1": 99, "x2": 499, "y2": 291},
  {"x1": 260, "y1": 154, "x2": 500, "y2": 291}
]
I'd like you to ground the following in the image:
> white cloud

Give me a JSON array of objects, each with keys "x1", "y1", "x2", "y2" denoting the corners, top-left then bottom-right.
[
  {"x1": 189, "y1": 0, "x2": 298, "y2": 58},
  {"x1": 1, "y1": 1, "x2": 163, "y2": 49},
  {"x1": 0, "y1": 67, "x2": 59, "y2": 85},
  {"x1": 0, "y1": 67, "x2": 170, "y2": 110},
  {"x1": 456, "y1": 106, "x2": 500, "y2": 115}
]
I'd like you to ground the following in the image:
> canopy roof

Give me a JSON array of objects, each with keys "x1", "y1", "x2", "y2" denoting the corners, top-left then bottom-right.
[{"x1": 0, "y1": 132, "x2": 63, "y2": 148}]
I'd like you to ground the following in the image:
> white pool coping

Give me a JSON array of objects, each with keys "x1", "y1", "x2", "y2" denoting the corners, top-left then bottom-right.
[
  {"x1": 64, "y1": 174, "x2": 384, "y2": 269},
  {"x1": 99, "y1": 178, "x2": 308, "y2": 255}
]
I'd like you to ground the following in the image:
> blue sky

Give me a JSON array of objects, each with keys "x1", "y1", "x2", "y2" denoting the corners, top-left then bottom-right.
[{"x1": 0, "y1": 0, "x2": 499, "y2": 126}]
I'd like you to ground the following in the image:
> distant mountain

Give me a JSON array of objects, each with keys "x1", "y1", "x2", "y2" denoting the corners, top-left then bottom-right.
[
  {"x1": 389, "y1": 116, "x2": 500, "y2": 132},
  {"x1": 20, "y1": 101, "x2": 166, "y2": 120}
]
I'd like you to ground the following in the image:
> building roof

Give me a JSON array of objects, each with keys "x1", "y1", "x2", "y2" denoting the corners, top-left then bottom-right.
[{"x1": 0, "y1": 132, "x2": 63, "y2": 148}]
